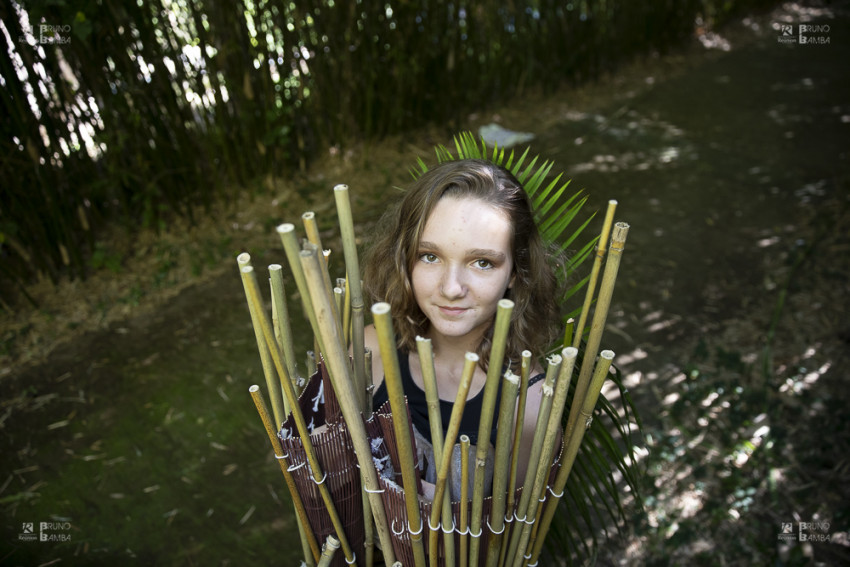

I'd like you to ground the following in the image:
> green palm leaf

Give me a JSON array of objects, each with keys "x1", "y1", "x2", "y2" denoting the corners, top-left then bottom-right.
[{"x1": 413, "y1": 132, "x2": 644, "y2": 564}]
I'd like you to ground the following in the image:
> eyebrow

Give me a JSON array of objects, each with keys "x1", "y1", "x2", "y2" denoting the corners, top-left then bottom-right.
[{"x1": 419, "y1": 241, "x2": 507, "y2": 262}]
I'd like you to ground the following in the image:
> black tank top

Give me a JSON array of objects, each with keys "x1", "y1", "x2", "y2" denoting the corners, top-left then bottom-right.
[{"x1": 371, "y1": 349, "x2": 545, "y2": 447}]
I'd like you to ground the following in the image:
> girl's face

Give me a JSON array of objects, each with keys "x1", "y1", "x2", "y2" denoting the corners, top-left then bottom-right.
[{"x1": 411, "y1": 196, "x2": 514, "y2": 346}]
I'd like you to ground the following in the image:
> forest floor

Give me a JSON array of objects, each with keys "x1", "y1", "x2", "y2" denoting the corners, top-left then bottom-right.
[{"x1": 2, "y1": 1, "x2": 850, "y2": 566}]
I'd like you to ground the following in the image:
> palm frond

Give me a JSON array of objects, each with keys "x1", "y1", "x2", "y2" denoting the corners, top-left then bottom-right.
[{"x1": 414, "y1": 131, "x2": 643, "y2": 564}]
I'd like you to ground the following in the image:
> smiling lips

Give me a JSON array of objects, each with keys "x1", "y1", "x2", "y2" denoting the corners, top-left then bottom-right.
[{"x1": 438, "y1": 306, "x2": 468, "y2": 316}]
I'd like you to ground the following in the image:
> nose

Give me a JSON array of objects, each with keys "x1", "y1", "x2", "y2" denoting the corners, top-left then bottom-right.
[{"x1": 440, "y1": 265, "x2": 466, "y2": 299}]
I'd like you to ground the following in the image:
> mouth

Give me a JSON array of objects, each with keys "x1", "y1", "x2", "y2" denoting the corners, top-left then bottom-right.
[{"x1": 437, "y1": 306, "x2": 468, "y2": 316}]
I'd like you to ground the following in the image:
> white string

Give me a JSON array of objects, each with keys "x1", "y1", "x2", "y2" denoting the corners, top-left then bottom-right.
[
  {"x1": 287, "y1": 461, "x2": 306, "y2": 472},
  {"x1": 428, "y1": 517, "x2": 441, "y2": 532},
  {"x1": 391, "y1": 518, "x2": 404, "y2": 536},
  {"x1": 363, "y1": 485, "x2": 385, "y2": 494},
  {"x1": 274, "y1": 453, "x2": 289, "y2": 460},
  {"x1": 468, "y1": 526, "x2": 483, "y2": 538},
  {"x1": 344, "y1": 552, "x2": 357, "y2": 564},
  {"x1": 311, "y1": 471, "x2": 328, "y2": 485},
  {"x1": 455, "y1": 525, "x2": 469, "y2": 536},
  {"x1": 514, "y1": 513, "x2": 527, "y2": 523},
  {"x1": 441, "y1": 519, "x2": 455, "y2": 534},
  {"x1": 548, "y1": 485, "x2": 565, "y2": 498},
  {"x1": 407, "y1": 520, "x2": 424, "y2": 536},
  {"x1": 486, "y1": 518, "x2": 505, "y2": 534}
]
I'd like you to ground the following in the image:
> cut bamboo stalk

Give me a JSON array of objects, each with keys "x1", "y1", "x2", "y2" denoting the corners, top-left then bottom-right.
[
  {"x1": 238, "y1": 254, "x2": 285, "y2": 428},
  {"x1": 565, "y1": 222, "x2": 629, "y2": 446},
  {"x1": 484, "y1": 369, "x2": 521, "y2": 567},
  {"x1": 509, "y1": 347, "x2": 578, "y2": 566},
  {"x1": 503, "y1": 361, "x2": 559, "y2": 566},
  {"x1": 278, "y1": 224, "x2": 318, "y2": 348},
  {"x1": 499, "y1": 351, "x2": 532, "y2": 567},
  {"x1": 300, "y1": 254, "x2": 397, "y2": 566},
  {"x1": 302, "y1": 212, "x2": 337, "y2": 307},
  {"x1": 428, "y1": 353, "x2": 478, "y2": 567},
  {"x1": 571, "y1": 200, "x2": 617, "y2": 350},
  {"x1": 469, "y1": 299, "x2": 515, "y2": 566},
  {"x1": 249, "y1": 385, "x2": 320, "y2": 565},
  {"x1": 528, "y1": 350, "x2": 615, "y2": 565},
  {"x1": 459, "y1": 434, "x2": 471, "y2": 567},
  {"x1": 372, "y1": 302, "x2": 427, "y2": 567},
  {"x1": 240, "y1": 265, "x2": 356, "y2": 563},
  {"x1": 317, "y1": 534, "x2": 340, "y2": 567},
  {"x1": 270, "y1": 264, "x2": 300, "y2": 391},
  {"x1": 334, "y1": 185, "x2": 368, "y2": 414},
  {"x1": 417, "y1": 336, "x2": 456, "y2": 566}
]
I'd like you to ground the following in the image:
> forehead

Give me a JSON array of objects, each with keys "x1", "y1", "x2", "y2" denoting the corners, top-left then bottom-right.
[{"x1": 421, "y1": 196, "x2": 512, "y2": 248}]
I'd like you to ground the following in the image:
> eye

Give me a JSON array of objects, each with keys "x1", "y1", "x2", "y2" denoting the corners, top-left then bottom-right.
[
  {"x1": 420, "y1": 253, "x2": 438, "y2": 264},
  {"x1": 474, "y1": 259, "x2": 493, "y2": 269}
]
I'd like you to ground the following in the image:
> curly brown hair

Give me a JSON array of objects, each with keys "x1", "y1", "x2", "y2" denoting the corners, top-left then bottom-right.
[{"x1": 363, "y1": 159, "x2": 564, "y2": 370}]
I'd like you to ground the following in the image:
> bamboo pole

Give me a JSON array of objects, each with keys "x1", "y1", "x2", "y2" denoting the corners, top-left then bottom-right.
[
  {"x1": 508, "y1": 347, "x2": 578, "y2": 567},
  {"x1": 503, "y1": 361, "x2": 560, "y2": 566},
  {"x1": 528, "y1": 350, "x2": 616, "y2": 565},
  {"x1": 277, "y1": 224, "x2": 318, "y2": 349},
  {"x1": 417, "y1": 336, "x2": 456, "y2": 566},
  {"x1": 302, "y1": 212, "x2": 337, "y2": 309},
  {"x1": 484, "y1": 369, "x2": 521, "y2": 567},
  {"x1": 317, "y1": 535, "x2": 340, "y2": 567},
  {"x1": 469, "y1": 299, "x2": 515, "y2": 566},
  {"x1": 571, "y1": 200, "x2": 617, "y2": 350},
  {"x1": 249, "y1": 385, "x2": 320, "y2": 565},
  {"x1": 499, "y1": 351, "x2": 532, "y2": 567},
  {"x1": 299, "y1": 253, "x2": 397, "y2": 566},
  {"x1": 459, "y1": 434, "x2": 471, "y2": 567},
  {"x1": 428, "y1": 354, "x2": 478, "y2": 567},
  {"x1": 270, "y1": 264, "x2": 300, "y2": 391},
  {"x1": 240, "y1": 265, "x2": 356, "y2": 563},
  {"x1": 372, "y1": 302, "x2": 427, "y2": 567},
  {"x1": 237, "y1": 254, "x2": 286, "y2": 428},
  {"x1": 334, "y1": 184, "x2": 368, "y2": 413},
  {"x1": 565, "y1": 222, "x2": 629, "y2": 446}
]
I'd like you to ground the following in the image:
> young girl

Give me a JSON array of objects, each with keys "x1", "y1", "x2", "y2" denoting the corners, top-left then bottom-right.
[{"x1": 362, "y1": 158, "x2": 563, "y2": 496}]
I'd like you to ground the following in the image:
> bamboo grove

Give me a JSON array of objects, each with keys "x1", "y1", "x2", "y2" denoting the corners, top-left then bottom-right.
[
  {"x1": 0, "y1": 0, "x2": 775, "y2": 302},
  {"x1": 236, "y1": 139, "x2": 638, "y2": 565}
]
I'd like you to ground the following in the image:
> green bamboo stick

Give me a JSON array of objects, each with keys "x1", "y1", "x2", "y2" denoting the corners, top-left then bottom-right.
[
  {"x1": 565, "y1": 222, "x2": 629, "y2": 446},
  {"x1": 499, "y1": 351, "x2": 532, "y2": 567},
  {"x1": 270, "y1": 264, "x2": 300, "y2": 391},
  {"x1": 528, "y1": 350, "x2": 616, "y2": 565},
  {"x1": 459, "y1": 434, "x2": 471, "y2": 567},
  {"x1": 249, "y1": 385, "x2": 320, "y2": 566},
  {"x1": 277, "y1": 223, "x2": 318, "y2": 348},
  {"x1": 416, "y1": 336, "x2": 456, "y2": 566},
  {"x1": 509, "y1": 347, "x2": 578, "y2": 567},
  {"x1": 237, "y1": 253, "x2": 286, "y2": 428},
  {"x1": 372, "y1": 302, "x2": 427, "y2": 567},
  {"x1": 334, "y1": 184, "x2": 368, "y2": 412},
  {"x1": 240, "y1": 265, "x2": 356, "y2": 563},
  {"x1": 484, "y1": 369, "x2": 521, "y2": 567},
  {"x1": 428, "y1": 354, "x2": 478, "y2": 567},
  {"x1": 469, "y1": 299, "x2": 515, "y2": 566},
  {"x1": 503, "y1": 360, "x2": 560, "y2": 566},
  {"x1": 571, "y1": 200, "x2": 617, "y2": 350},
  {"x1": 300, "y1": 254, "x2": 397, "y2": 566},
  {"x1": 317, "y1": 534, "x2": 340, "y2": 567},
  {"x1": 302, "y1": 212, "x2": 337, "y2": 311}
]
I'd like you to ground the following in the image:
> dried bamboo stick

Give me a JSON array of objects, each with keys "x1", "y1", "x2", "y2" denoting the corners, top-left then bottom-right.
[
  {"x1": 503, "y1": 360, "x2": 559, "y2": 566},
  {"x1": 459, "y1": 434, "x2": 471, "y2": 567},
  {"x1": 240, "y1": 265, "x2": 356, "y2": 563},
  {"x1": 428, "y1": 353, "x2": 478, "y2": 567},
  {"x1": 417, "y1": 336, "x2": 456, "y2": 566},
  {"x1": 508, "y1": 347, "x2": 577, "y2": 566},
  {"x1": 334, "y1": 184, "x2": 368, "y2": 412},
  {"x1": 372, "y1": 302, "x2": 427, "y2": 567},
  {"x1": 238, "y1": 254, "x2": 286, "y2": 428},
  {"x1": 571, "y1": 200, "x2": 617, "y2": 350},
  {"x1": 565, "y1": 222, "x2": 629, "y2": 445},
  {"x1": 249, "y1": 385, "x2": 320, "y2": 565},
  {"x1": 317, "y1": 534, "x2": 340, "y2": 567},
  {"x1": 469, "y1": 299, "x2": 515, "y2": 566},
  {"x1": 270, "y1": 264, "x2": 300, "y2": 392},
  {"x1": 499, "y1": 351, "x2": 532, "y2": 567},
  {"x1": 528, "y1": 350, "x2": 615, "y2": 564},
  {"x1": 484, "y1": 369, "x2": 521, "y2": 567},
  {"x1": 300, "y1": 254, "x2": 397, "y2": 565}
]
